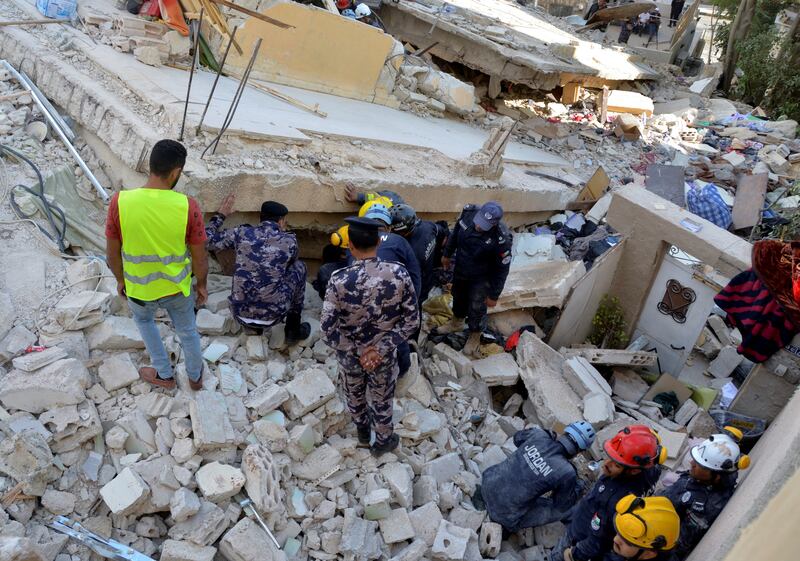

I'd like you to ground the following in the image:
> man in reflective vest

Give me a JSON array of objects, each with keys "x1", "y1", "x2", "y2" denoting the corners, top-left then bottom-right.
[{"x1": 105, "y1": 139, "x2": 209, "y2": 391}]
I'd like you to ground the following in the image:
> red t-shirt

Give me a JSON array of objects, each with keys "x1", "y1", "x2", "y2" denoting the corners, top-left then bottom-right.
[{"x1": 105, "y1": 191, "x2": 207, "y2": 245}]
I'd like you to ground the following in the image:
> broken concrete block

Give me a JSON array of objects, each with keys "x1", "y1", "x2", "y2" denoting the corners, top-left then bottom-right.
[
  {"x1": 98, "y1": 352, "x2": 140, "y2": 391},
  {"x1": 39, "y1": 400, "x2": 103, "y2": 453},
  {"x1": 409, "y1": 502, "x2": 443, "y2": 546},
  {"x1": 364, "y1": 489, "x2": 393, "y2": 521},
  {"x1": 85, "y1": 316, "x2": 144, "y2": 350},
  {"x1": 340, "y1": 508, "x2": 382, "y2": 559},
  {"x1": 168, "y1": 501, "x2": 230, "y2": 546},
  {"x1": 432, "y1": 343, "x2": 473, "y2": 378},
  {"x1": 533, "y1": 521, "x2": 564, "y2": 548},
  {"x1": 471, "y1": 353, "x2": 519, "y2": 386},
  {"x1": 389, "y1": 540, "x2": 428, "y2": 561},
  {"x1": 137, "y1": 391, "x2": 174, "y2": 418},
  {"x1": 219, "y1": 518, "x2": 287, "y2": 561},
  {"x1": 0, "y1": 291, "x2": 15, "y2": 341},
  {"x1": 432, "y1": 520, "x2": 471, "y2": 560},
  {"x1": 171, "y1": 438, "x2": 197, "y2": 464},
  {"x1": 674, "y1": 399, "x2": 699, "y2": 426},
  {"x1": 687, "y1": 409, "x2": 718, "y2": 439},
  {"x1": 0, "y1": 358, "x2": 90, "y2": 414},
  {"x1": 610, "y1": 369, "x2": 650, "y2": 402},
  {"x1": 41, "y1": 489, "x2": 76, "y2": 515},
  {"x1": 708, "y1": 346, "x2": 743, "y2": 378},
  {"x1": 196, "y1": 309, "x2": 229, "y2": 336},
  {"x1": 0, "y1": 325, "x2": 36, "y2": 361},
  {"x1": 242, "y1": 444, "x2": 284, "y2": 515},
  {"x1": 707, "y1": 315, "x2": 732, "y2": 346},
  {"x1": 582, "y1": 392, "x2": 615, "y2": 427},
  {"x1": 283, "y1": 368, "x2": 336, "y2": 419},
  {"x1": 105, "y1": 425, "x2": 129, "y2": 449},
  {"x1": 563, "y1": 356, "x2": 612, "y2": 397},
  {"x1": 243, "y1": 383, "x2": 289, "y2": 416},
  {"x1": 479, "y1": 522, "x2": 502, "y2": 558},
  {"x1": 196, "y1": 462, "x2": 245, "y2": 502},
  {"x1": 380, "y1": 508, "x2": 416, "y2": 544},
  {"x1": 190, "y1": 391, "x2": 236, "y2": 452},
  {"x1": 171, "y1": 488, "x2": 202, "y2": 523},
  {"x1": 115, "y1": 409, "x2": 157, "y2": 455},
  {"x1": 0, "y1": 537, "x2": 47, "y2": 561},
  {"x1": 11, "y1": 346, "x2": 68, "y2": 372},
  {"x1": 252, "y1": 419, "x2": 288, "y2": 452},
  {"x1": 292, "y1": 444, "x2": 343, "y2": 481},
  {"x1": 160, "y1": 539, "x2": 216, "y2": 561},
  {"x1": 421, "y1": 452, "x2": 462, "y2": 484},
  {"x1": 100, "y1": 467, "x2": 151, "y2": 515},
  {"x1": 382, "y1": 462, "x2": 414, "y2": 508}
]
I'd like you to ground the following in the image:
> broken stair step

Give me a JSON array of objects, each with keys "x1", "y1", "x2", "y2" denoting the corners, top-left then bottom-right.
[{"x1": 560, "y1": 348, "x2": 657, "y2": 367}]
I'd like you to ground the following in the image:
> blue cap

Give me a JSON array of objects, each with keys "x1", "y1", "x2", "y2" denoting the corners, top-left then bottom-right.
[
  {"x1": 474, "y1": 201, "x2": 503, "y2": 230},
  {"x1": 364, "y1": 203, "x2": 392, "y2": 226}
]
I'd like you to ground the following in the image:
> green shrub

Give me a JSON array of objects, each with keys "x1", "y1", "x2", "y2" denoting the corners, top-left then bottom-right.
[{"x1": 589, "y1": 295, "x2": 629, "y2": 349}]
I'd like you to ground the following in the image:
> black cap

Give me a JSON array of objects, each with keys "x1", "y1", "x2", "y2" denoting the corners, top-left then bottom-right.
[
  {"x1": 260, "y1": 201, "x2": 288, "y2": 219},
  {"x1": 345, "y1": 216, "x2": 382, "y2": 233}
]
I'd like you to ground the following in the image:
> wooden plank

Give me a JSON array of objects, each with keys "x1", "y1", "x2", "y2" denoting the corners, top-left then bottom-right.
[
  {"x1": 645, "y1": 164, "x2": 685, "y2": 207},
  {"x1": 732, "y1": 173, "x2": 768, "y2": 230},
  {"x1": 210, "y1": 0, "x2": 294, "y2": 29},
  {"x1": 249, "y1": 81, "x2": 328, "y2": 118},
  {"x1": 200, "y1": 0, "x2": 243, "y2": 54},
  {"x1": 0, "y1": 19, "x2": 70, "y2": 27},
  {"x1": 586, "y1": 2, "x2": 655, "y2": 25}
]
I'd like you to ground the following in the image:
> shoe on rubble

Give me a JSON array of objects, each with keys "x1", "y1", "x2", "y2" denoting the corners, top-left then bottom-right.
[
  {"x1": 371, "y1": 433, "x2": 400, "y2": 456},
  {"x1": 139, "y1": 367, "x2": 176, "y2": 390}
]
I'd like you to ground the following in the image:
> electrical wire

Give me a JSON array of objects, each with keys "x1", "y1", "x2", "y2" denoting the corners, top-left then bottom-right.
[{"x1": 0, "y1": 144, "x2": 68, "y2": 252}]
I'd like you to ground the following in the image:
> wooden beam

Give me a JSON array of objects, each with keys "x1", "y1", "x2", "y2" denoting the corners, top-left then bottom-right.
[
  {"x1": 0, "y1": 18, "x2": 70, "y2": 27},
  {"x1": 209, "y1": 0, "x2": 294, "y2": 29},
  {"x1": 249, "y1": 80, "x2": 327, "y2": 118}
]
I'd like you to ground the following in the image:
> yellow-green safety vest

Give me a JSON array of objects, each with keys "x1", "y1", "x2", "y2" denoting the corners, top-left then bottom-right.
[{"x1": 118, "y1": 188, "x2": 192, "y2": 301}]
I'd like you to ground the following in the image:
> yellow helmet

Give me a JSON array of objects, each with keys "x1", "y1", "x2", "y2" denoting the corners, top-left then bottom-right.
[
  {"x1": 614, "y1": 495, "x2": 680, "y2": 551},
  {"x1": 331, "y1": 225, "x2": 349, "y2": 249},
  {"x1": 358, "y1": 196, "x2": 393, "y2": 217}
]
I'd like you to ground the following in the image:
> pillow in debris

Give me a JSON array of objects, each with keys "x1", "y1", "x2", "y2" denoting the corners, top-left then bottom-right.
[{"x1": 686, "y1": 183, "x2": 732, "y2": 230}]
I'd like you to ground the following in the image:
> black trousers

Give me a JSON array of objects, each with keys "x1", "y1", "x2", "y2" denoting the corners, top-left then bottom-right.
[{"x1": 452, "y1": 278, "x2": 490, "y2": 333}]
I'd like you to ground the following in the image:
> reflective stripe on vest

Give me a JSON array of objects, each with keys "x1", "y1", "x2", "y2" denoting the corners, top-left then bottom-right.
[{"x1": 118, "y1": 189, "x2": 191, "y2": 301}]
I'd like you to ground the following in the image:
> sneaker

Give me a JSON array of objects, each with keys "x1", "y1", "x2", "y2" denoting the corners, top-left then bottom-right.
[
  {"x1": 357, "y1": 425, "x2": 371, "y2": 446},
  {"x1": 371, "y1": 433, "x2": 400, "y2": 456},
  {"x1": 285, "y1": 321, "x2": 311, "y2": 343},
  {"x1": 139, "y1": 367, "x2": 176, "y2": 390}
]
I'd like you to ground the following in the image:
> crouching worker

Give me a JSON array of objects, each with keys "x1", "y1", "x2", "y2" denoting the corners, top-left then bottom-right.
[
  {"x1": 477, "y1": 422, "x2": 596, "y2": 532},
  {"x1": 206, "y1": 194, "x2": 310, "y2": 341},
  {"x1": 607, "y1": 495, "x2": 680, "y2": 561},
  {"x1": 655, "y1": 427, "x2": 749, "y2": 560},
  {"x1": 553, "y1": 425, "x2": 666, "y2": 561}
]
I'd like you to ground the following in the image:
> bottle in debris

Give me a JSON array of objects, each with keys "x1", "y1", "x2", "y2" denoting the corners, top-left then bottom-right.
[{"x1": 36, "y1": 0, "x2": 77, "y2": 19}]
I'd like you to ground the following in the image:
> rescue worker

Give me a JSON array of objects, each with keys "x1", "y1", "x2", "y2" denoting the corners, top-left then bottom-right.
[
  {"x1": 438, "y1": 202, "x2": 512, "y2": 356},
  {"x1": 606, "y1": 495, "x2": 681, "y2": 561},
  {"x1": 313, "y1": 225, "x2": 351, "y2": 299},
  {"x1": 478, "y1": 421, "x2": 597, "y2": 532},
  {"x1": 655, "y1": 427, "x2": 749, "y2": 560},
  {"x1": 321, "y1": 217, "x2": 419, "y2": 454},
  {"x1": 105, "y1": 139, "x2": 208, "y2": 391},
  {"x1": 552, "y1": 425, "x2": 667, "y2": 561},
  {"x1": 390, "y1": 203, "x2": 450, "y2": 305},
  {"x1": 205, "y1": 193, "x2": 310, "y2": 341},
  {"x1": 344, "y1": 183, "x2": 404, "y2": 208},
  {"x1": 354, "y1": 3, "x2": 384, "y2": 29}
]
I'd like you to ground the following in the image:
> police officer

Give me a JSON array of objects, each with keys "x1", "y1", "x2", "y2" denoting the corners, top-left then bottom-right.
[
  {"x1": 439, "y1": 201, "x2": 512, "y2": 356},
  {"x1": 478, "y1": 422, "x2": 596, "y2": 533},
  {"x1": 606, "y1": 495, "x2": 681, "y2": 561},
  {"x1": 552, "y1": 425, "x2": 667, "y2": 561},
  {"x1": 206, "y1": 194, "x2": 310, "y2": 341},
  {"x1": 655, "y1": 427, "x2": 749, "y2": 560},
  {"x1": 390, "y1": 203, "x2": 449, "y2": 305},
  {"x1": 321, "y1": 217, "x2": 419, "y2": 455}
]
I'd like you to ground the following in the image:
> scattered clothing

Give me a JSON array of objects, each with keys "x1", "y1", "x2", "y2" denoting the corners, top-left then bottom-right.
[
  {"x1": 321, "y1": 257, "x2": 419, "y2": 446},
  {"x1": 205, "y1": 214, "x2": 306, "y2": 327},
  {"x1": 752, "y1": 240, "x2": 800, "y2": 326},
  {"x1": 686, "y1": 183, "x2": 732, "y2": 229},
  {"x1": 482, "y1": 428, "x2": 580, "y2": 532}
]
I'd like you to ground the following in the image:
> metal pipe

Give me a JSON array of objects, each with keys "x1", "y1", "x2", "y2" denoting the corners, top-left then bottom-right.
[
  {"x1": 179, "y1": 6, "x2": 204, "y2": 142},
  {"x1": 1, "y1": 60, "x2": 109, "y2": 201},
  {"x1": 196, "y1": 25, "x2": 238, "y2": 135},
  {"x1": 19, "y1": 71, "x2": 75, "y2": 141}
]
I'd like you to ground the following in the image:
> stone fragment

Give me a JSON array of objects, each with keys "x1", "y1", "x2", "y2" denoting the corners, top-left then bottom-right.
[
  {"x1": 115, "y1": 409, "x2": 157, "y2": 454},
  {"x1": 171, "y1": 488, "x2": 202, "y2": 523},
  {"x1": 708, "y1": 346, "x2": 744, "y2": 378},
  {"x1": 0, "y1": 430, "x2": 57, "y2": 496},
  {"x1": 168, "y1": 501, "x2": 229, "y2": 546},
  {"x1": 283, "y1": 368, "x2": 336, "y2": 419},
  {"x1": 432, "y1": 343, "x2": 473, "y2": 378},
  {"x1": 160, "y1": 539, "x2": 216, "y2": 561},
  {"x1": 41, "y1": 489, "x2": 76, "y2": 515},
  {"x1": 106, "y1": 425, "x2": 129, "y2": 449},
  {"x1": 171, "y1": 438, "x2": 197, "y2": 464},
  {"x1": 471, "y1": 353, "x2": 519, "y2": 386},
  {"x1": 138, "y1": 392, "x2": 174, "y2": 418},
  {"x1": 292, "y1": 444, "x2": 343, "y2": 480},
  {"x1": 99, "y1": 467, "x2": 150, "y2": 515},
  {"x1": 389, "y1": 540, "x2": 428, "y2": 561},
  {"x1": 242, "y1": 444, "x2": 284, "y2": 515},
  {"x1": 11, "y1": 347, "x2": 68, "y2": 372},
  {"x1": 190, "y1": 391, "x2": 236, "y2": 452},
  {"x1": 96, "y1": 352, "x2": 140, "y2": 392},
  {"x1": 340, "y1": 508, "x2": 382, "y2": 559},
  {"x1": 534, "y1": 522, "x2": 564, "y2": 548},
  {"x1": 253, "y1": 420, "x2": 288, "y2": 452},
  {"x1": 219, "y1": 518, "x2": 287, "y2": 561},
  {"x1": 582, "y1": 392, "x2": 615, "y2": 427},
  {"x1": 85, "y1": 316, "x2": 144, "y2": 350},
  {"x1": 421, "y1": 452, "x2": 462, "y2": 484},
  {"x1": 674, "y1": 399, "x2": 699, "y2": 426},
  {"x1": 448, "y1": 507, "x2": 485, "y2": 532},
  {"x1": 0, "y1": 325, "x2": 36, "y2": 361},
  {"x1": 409, "y1": 502, "x2": 443, "y2": 546},
  {"x1": 39, "y1": 400, "x2": 103, "y2": 452},
  {"x1": 563, "y1": 357, "x2": 612, "y2": 397},
  {"x1": 380, "y1": 508, "x2": 416, "y2": 544},
  {"x1": 0, "y1": 358, "x2": 90, "y2": 414},
  {"x1": 431, "y1": 520, "x2": 471, "y2": 560},
  {"x1": 687, "y1": 409, "x2": 718, "y2": 439},
  {"x1": 610, "y1": 369, "x2": 650, "y2": 402},
  {"x1": 0, "y1": 537, "x2": 46, "y2": 561},
  {"x1": 363, "y1": 489, "x2": 392, "y2": 521},
  {"x1": 480, "y1": 522, "x2": 502, "y2": 558},
  {"x1": 707, "y1": 315, "x2": 732, "y2": 346},
  {"x1": 134, "y1": 46, "x2": 164, "y2": 66},
  {"x1": 382, "y1": 462, "x2": 414, "y2": 508},
  {"x1": 196, "y1": 310, "x2": 228, "y2": 335},
  {"x1": 413, "y1": 476, "x2": 439, "y2": 507},
  {"x1": 195, "y1": 462, "x2": 245, "y2": 502},
  {"x1": 243, "y1": 383, "x2": 289, "y2": 415}
]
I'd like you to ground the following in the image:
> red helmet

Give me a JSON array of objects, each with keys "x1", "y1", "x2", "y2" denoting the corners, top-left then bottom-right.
[
  {"x1": 336, "y1": 0, "x2": 351, "y2": 9},
  {"x1": 603, "y1": 425, "x2": 667, "y2": 468}
]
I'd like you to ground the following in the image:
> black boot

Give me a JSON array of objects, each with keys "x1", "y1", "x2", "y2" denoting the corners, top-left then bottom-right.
[
  {"x1": 284, "y1": 312, "x2": 311, "y2": 342},
  {"x1": 371, "y1": 433, "x2": 400, "y2": 456},
  {"x1": 357, "y1": 425, "x2": 371, "y2": 446}
]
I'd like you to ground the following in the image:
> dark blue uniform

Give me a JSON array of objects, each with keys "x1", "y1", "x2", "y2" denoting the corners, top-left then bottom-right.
[
  {"x1": 656, "y1": 472, "x2": 737, "y2": 560},
  {"x1": 551, "y1": 467, "x2": 661, "y2": 561},
  {"x1": 405, "y1": 220, "x2": 449, "y2": 304},
  {"x1": 443, "y1": 205, "x2": 512, "y2": 332},
  {"x1": 482, "y1": 428, "x2": 580, "y2": 532}
]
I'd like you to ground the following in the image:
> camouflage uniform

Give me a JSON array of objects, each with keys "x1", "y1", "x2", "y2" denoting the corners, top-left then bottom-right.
[
  {"x1": 206, "y1": 214, "x2": 306, "y2": 325},
  {"x1": 321, "y1": 257, "x2": 419, "y2": 445}
]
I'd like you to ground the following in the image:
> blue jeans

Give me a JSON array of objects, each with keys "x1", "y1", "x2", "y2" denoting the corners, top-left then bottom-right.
[{"x1": 128, "y1": 292, "x2": 203, "y2": 382}]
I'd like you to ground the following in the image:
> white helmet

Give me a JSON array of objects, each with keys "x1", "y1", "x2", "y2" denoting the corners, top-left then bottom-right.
[
  {"x1": 690, "y1": 427, "x2": 750, "y2": 473},
  {"x1": 355, "y1": 3, "x2": 371, "y2": 18}
]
